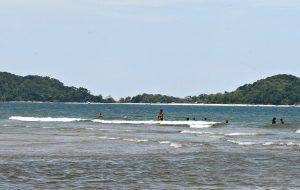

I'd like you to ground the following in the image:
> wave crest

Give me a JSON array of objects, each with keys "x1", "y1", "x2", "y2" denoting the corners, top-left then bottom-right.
[
  {"x1": 93, "y1": 119, "x2": 218, "y2": 128},
  {"x1": 228, "y1": 140, "x2": 300, "y2": 147},
  {"x1": 159, "y1": 141, "x2": 182, "y2": 148},
  {"x1": 9, "y1": 116, "x2": 219, "y2": 128},
  {"x1": 181, "y1": 130, "x2": 270, "y2": 137},
  {"x1": 9, "y1": 116, "x2": 86, "y2": 122}
]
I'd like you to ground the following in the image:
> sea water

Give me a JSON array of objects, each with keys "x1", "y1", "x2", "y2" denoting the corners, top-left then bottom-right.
[{"x1": 0, "y1": 102, "x2": 299, "y2": 189}]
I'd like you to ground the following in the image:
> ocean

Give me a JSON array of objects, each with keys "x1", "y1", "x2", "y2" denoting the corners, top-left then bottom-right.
[{"x1": 0, "y1": 102, "x2": 299, "y2": 189}]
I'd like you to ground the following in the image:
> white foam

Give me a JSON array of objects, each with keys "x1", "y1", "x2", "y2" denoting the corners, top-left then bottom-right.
[
  {"x1": 262, "y1": 142, "x2": 300, "y2": 147},
  {"x1": 92, "y1": 119, "x2": 155, "y2": 125},
  {"x1": 122, "y1": 138, "x2": 149, "y2": 143},
  {"x1": 189, "y1": 124, "x2": 215, "y2": 129},
  {"x1": 159, "y1": 141, "x2": 172, "y2": 144},
  {"x1": 9, "y1": 116, "x2": 86, "y2": 122},
  {"x1": 97, "y1": 136, "x2": 120, "y2": 140},
  {"x1": 169, "y1": 143, "x2": 182, "y2": 148},
  {"x1": 95, "y1": 136, "x2": 148, "y2": 143},
  {"x1": 296, "y1": 130, "x2": 300, "y2": 134},
  {"x1": 262, "y1": 142, "x2": 276, "y2": 146},
  {"x1": 227, "y1": 140, "x2": 259, "y2": 146},
  {"x1": 224, "y1": 132, "x2": 268, "y2": 137},
  {"x1": 97, "y1": 128, "x2": 136, "y2": 132},
  {"x1": 286, "y1": 142, "x2": 300, "y2": 147},
  {"x1": 159, "y1": 141, "x2": 182, "y2": 148},
  {"x1": 181, "y1": 130, "x2": 268, "y2": 137},
  {"x1": 228, "y1": 140, "x2": 300, "y2": 147},
  {"x1": 9, "y1": 116, "x2": 218, "y2": 128},
  {"x1": 42, "y1": 127, "x2": 54, "y2": 129},
  {"x1": 93, "y1": 119, "x2": 218, "y2": 128},
  {"x1": 180, "y1": 130, "x2": 216, "y2": 135}
]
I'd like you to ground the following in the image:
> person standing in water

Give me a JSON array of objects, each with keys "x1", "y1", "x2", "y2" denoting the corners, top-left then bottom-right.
[
  {"x1": 99, "y1": 113, "x2": 103, "y2": 119},
  {"x1": 280, "y1": 118, "x2": 285, "y2": 125},
  {"x1": 157, "y1": 109, "x2": 164, "y2": 121},
  {"x1": 272, "y1": 117, "x2": 277, "y2": 124}
]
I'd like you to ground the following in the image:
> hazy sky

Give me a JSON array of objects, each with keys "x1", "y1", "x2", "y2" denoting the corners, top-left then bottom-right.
[{"x1": 1, "y1": 0, "x2": 300, "y2": 98}]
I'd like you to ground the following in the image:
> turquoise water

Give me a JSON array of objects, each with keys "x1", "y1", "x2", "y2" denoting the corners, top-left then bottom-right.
[{"x1": 0, "y1": 102, "x2": 299, "y2": 189}]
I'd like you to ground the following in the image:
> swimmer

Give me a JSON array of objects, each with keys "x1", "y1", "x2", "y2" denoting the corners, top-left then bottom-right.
[
  {"x1": 280, "y1": 118, "x2": 285, "y2": 125},
  {"x1": 157, "y1": 109, "x2": 164, "y2": 121}
]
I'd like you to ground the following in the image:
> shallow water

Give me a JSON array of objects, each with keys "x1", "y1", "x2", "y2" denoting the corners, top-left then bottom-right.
[{"x1": 0, "y1": 102, "x2": 299, "y2": 189}]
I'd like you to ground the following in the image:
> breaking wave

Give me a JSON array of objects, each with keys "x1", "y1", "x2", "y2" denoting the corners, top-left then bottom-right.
[
  {"x1": 9, "y1": 116, "x2": 219, "y2": 128},
  {"x1": 159, "y1": 141, "x2": 182, "y2": 148},
  {"x1": 181, "y1": 130, "x2": 270, "y2": 137},
  {"x1": 9, "y1": 116, "x2": 87, "y2": 122},
  {"x1": 91, "y1": 136, "x2": 181, "y2": 148},
  {"x1": 227, "y1": 140, "x2": 300, "y2": 147},
  {"x1": 92, "y1": 119, "x2": 219, "y2": 128},
  {"x1": 224, "y1": 132, "x2": 270, "y2": 137},
  {"x1": 181, "y1": 130, "x2": 216, "y2": 135},
  {"x1": 93, "y1": 136, "x2": 149, "y2": 143}
]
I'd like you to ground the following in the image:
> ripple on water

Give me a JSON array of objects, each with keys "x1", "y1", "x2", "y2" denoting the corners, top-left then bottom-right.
[{"x1": 227, "y1": 140, "x2": 300, "y2": 148}]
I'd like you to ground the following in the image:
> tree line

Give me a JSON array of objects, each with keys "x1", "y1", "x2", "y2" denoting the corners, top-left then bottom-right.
[{"x1": 1, "y1": 72, "x2": 299, "y2": 105}]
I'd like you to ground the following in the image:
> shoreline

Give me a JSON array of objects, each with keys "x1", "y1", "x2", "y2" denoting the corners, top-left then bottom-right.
[
  {"x1": 1, "y1": 101, "x2": 299, "y2": 108},
  {"x1": 118, "y1": 103, "x2": 300, "y2": 107}
]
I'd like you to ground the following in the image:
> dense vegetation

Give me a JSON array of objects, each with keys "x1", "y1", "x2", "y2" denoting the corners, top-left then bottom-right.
[
  {"x1": 120, "y1": 75, "x2": 300, "y2": 105},
  {"x1": 1, "y1": 72, "x2": 299, "y2": 105},
  {"x1": 0, "y1": 72, "x2": 115, "y2": 102},
  {"x1": 119, "y1": 94, "x2": 185, "y2": 104},
  {"x1": 192, "y1": 74, "x2": 300, "y2": 105}
]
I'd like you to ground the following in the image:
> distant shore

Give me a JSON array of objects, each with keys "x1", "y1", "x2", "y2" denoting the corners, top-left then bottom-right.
[
  {"x1": 116, "y1": 103, "x2": 300, "y2": 107},
  {"x1": 2, "y1": 101, "x2": 300, "y2": 107},
  {"x1": 109, "y1": 102, "x2": 300, "y2": 107}
]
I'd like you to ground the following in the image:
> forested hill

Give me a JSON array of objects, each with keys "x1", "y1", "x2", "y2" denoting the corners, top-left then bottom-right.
[
  {"x1": 0, "y1": 72, "x2": 115, "y2": 102},
  {"x1": 1, "y1": 72, "x2": 299, "y2": 105},
  {"x1": 187, "y1": 74, "x2": 300, "y2": 105},
  {"x1": 120, "y1": 74, "x2": 300, "y2": 105}
]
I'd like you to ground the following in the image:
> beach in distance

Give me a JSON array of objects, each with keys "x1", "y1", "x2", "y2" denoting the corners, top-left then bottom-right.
[
  {"x1": 0, "y1": 102, "x2": 299, "y2": 189},
  {"x1": 93, "y1": 102, "x2": 300, "y2": 107},
  {"x1": 7, "y1": 101, "x2": 300, "y2": 107}
]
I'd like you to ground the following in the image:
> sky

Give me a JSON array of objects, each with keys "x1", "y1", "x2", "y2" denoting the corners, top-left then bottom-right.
[{"x1": 0, "y1": 0, "x2": 300, "y2": 99}]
